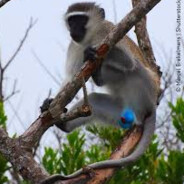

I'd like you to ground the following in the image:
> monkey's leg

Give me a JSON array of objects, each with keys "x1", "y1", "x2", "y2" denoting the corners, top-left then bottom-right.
[
  {"x1": 41, "y1": 109, "x2": 156, "y2": 184},
  {"x1": 55, "y1": 92, "x2": 122, "y2": 132},
  {"x1": 56, "y1": 110, "x2": 155, "y2": 178}
]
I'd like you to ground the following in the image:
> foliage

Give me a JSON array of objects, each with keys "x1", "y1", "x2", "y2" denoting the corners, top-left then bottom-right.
[
  {"x1": 41, "y1": 98, "x2": 184, "y2": 184},
  {"x1": 0, "y1": 102, "x2": 8, "y2": 184},
  {"x1": 0, "y1": 102, "x2": 7, "y2": 129},
  {"x1": 1, "y1": 98, "x2": 184, "y2": 183},
  {"x1": 169, "y1": 98, "x2": 184, "y2": 142},
  {"x1": 42, "y1": 130, "x2": 110, "y2": 175},
  {"x1": 0, "y1": 154, "x2": 9, "y2": 184}
]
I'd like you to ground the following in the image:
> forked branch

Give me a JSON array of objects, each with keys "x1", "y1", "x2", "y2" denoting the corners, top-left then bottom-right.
[{"x1": 0, "y1": 0, "x2": 162, "y2": 183}]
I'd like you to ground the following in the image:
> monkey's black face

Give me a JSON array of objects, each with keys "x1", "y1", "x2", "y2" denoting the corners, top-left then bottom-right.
[{"x1": 68, "y1": 15, "x2": 89, "y2": 42}]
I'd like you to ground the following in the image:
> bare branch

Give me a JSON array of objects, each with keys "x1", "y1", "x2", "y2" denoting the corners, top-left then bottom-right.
[
  {"x1": 82, "y1": 76, "x2": 90, "y2": 106},
  {"x1": 32, "y1": 50, "x2": 61, "y2": 86},
  {"x1": 0, "y1": 0, "x2": 161, "y2": 183},
  {"x1": 0, "y1": 19, "x2": 35, "y2": 101},
  {"x1": 4, "y1": 79, "x2": 20, "y2": 101},
  {"x1": 59, "y1": 105, "x2": 92, "y2": 122},
  {"x1": 132, "y1": 0, "x2": 162, "y2": 78},
  {"x1": 3, "y1": 18, "x2": 36, "y2": 71},
  {"x1": 6, "y1": 100, "x2": 25, "y2": 130}
]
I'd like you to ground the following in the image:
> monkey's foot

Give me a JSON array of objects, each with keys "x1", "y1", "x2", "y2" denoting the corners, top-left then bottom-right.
[{"x1": 40, "y1": 98, "x2": 67, "y2": 113}]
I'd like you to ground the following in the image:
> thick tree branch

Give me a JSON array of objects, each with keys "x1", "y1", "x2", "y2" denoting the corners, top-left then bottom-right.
[
  {"x1": 0, "y1": 127, "x2": 49, "y2": 183},
  {"x1": 132, "y1": 0, "x2": 162, "y2": 101},
  {"x1": 132, "y1": 0, "x2": 162, "y2": 77},
  {"x1": 41, "y1": 127, "x2": 143, "y2": 184},
  {"x1": 87, "y1": 126, "x2": 143, "y2": 184},
  {"x1": 0, "y1": 0, "x2": 161, "y2": 183}
]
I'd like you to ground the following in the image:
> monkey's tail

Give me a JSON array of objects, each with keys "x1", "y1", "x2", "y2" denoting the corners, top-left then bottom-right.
[{"x1": 40, "y1": 111, "x2": 156, "y2": 184}]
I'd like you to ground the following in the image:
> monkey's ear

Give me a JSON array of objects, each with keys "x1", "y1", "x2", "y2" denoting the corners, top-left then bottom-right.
[{"x1": 100, "y1": 8, "x2": 105, "y2": 19}]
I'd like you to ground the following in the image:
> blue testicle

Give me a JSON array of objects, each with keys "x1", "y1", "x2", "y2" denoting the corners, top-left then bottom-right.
[{"x1": 118, "y1": 108, "x2": 135, "y2": 129}]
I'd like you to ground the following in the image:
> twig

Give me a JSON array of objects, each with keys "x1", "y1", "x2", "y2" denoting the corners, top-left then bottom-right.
[
  {"x1": 4, "y1": 79, "x2": 20, "y2": 101},
  {"x1": 82, "y1": 76, "x2": 89, "y2": 106},
  {"x1": 0, "y1": 18, "x2": 35, "y2": 101},
  {"x1": 3, "y1": 18, "x2": 36, "y2": 71},
  {"x1": 59, "y1": 106, "x2": 92, "y2": 122},
  {"x1": 6, "y1": 100, "x2": 26, "y2": 130},
  {"x1": 32, "y1": 50, "x2": 61, "y2": 86}
]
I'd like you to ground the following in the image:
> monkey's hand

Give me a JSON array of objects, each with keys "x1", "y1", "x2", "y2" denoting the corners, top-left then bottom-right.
[
  {"x1": 84, "y1": 46, "x2": 104, "y2": 86},
  {"x1": 84, "y1": 46, "x2": 98, "y2": 62},
  {"x1": 40, "y1": 98, "x2": 69, "y2": 132},
  {"x1": 40, "y1": 98, "x2": 54, "y2": 113}
]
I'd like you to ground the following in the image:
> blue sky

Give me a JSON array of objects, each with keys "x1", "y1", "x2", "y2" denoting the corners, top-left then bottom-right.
[{"x1": 0, "y1": 0, "x2": 183, "y2": 137}]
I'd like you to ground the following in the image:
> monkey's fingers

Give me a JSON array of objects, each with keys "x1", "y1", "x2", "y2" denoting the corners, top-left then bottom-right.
[
  {"x1": 40, "y1": 98, "x2": 53, "y2": 113},
  {"x1": 84, "y1": 46, "x2": 98, "y2": 62}
]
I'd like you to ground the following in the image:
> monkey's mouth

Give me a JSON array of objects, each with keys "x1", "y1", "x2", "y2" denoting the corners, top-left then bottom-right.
[
  {"x1": 70, "y1": 27, "x2": 86, "y2": 43},
  {"x1": 71, "y1": 33, "x2": 84, "y2": 42},
  {"x1": 71, "y1": 35, "x2": 83, "y2": 42}
]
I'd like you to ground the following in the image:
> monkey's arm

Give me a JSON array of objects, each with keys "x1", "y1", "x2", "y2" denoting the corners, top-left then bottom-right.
[{"x1": 83, "y1": 46, "x2": 105, "y2": 86}]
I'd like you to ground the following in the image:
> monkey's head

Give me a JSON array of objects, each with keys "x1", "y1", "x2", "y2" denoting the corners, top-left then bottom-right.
[{"x1": 65, "y1": 2, "x2": 105, "y2": 44}]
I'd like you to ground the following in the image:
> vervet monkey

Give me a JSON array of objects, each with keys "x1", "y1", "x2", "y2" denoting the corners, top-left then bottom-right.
[{"x1": 41, "y1": 2, "x2": 159, "y2": 183}]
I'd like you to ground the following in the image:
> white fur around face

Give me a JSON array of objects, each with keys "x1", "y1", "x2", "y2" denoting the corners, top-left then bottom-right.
[
  {"x1": 65, "y1": 11, "x2": 88, "y2": 20},
  {"x1": 64, "y1": 9, "x2": 103, "y2": 46}
]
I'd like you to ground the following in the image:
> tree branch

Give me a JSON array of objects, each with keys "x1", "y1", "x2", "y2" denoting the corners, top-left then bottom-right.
[
  {"x1": 3, "y1": 18, "x2": 36, "y2": 71},
  {"x1": 132, "y1": 0, "x2": 162, "y2": 77},
  {"x1": 0, "y1": 0, "x2": 161, "y2": 183},
  {"x1": 0, "y1": 127, "x2": 49, "y2": 183},
  {"x1": 131, "y1": 0, "x2": 162, "y2": 101}
]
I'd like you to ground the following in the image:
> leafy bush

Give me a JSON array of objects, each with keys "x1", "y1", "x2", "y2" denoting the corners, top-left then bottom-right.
[
  {"x1": 169, "y1": 98, "x2": 184, "y2": 142},
  {"x1": 42, "y1": 98, "x2": 184, "y2": 184},
  {"x1": 0, "y1": 102, "x2": 8, "y2": 184}
]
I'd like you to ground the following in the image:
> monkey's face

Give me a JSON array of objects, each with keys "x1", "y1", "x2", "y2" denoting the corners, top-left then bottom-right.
[{"x1": 67, "y1": 15, "x2": 89, "y2": 43}]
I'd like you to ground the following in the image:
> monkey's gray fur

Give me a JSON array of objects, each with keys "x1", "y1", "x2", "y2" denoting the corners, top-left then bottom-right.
[{"x1": 41, "y1": 2, "x2": 158, "y2": 184}]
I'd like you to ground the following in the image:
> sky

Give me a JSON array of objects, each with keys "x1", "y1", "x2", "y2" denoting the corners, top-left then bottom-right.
[{"x1": 0, "y1": 0, "x2": 183, "y2": 142}]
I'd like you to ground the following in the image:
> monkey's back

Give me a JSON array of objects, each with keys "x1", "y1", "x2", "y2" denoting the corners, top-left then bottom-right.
[{"x1": 101, "y1": 44, "x2": 156, "y2": 122}]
